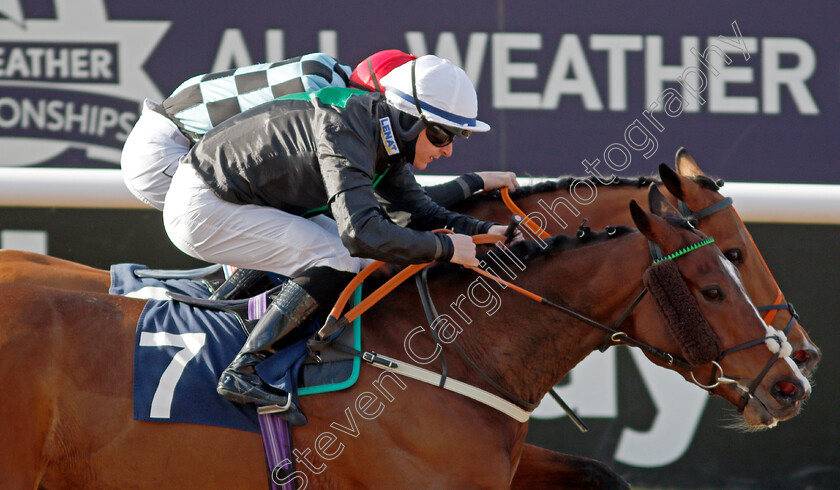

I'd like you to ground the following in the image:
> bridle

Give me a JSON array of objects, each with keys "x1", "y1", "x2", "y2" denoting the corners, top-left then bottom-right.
[
  {"x1": 498, "y1": 187, "x2": 797, "y2": 411},
  {"x1": 501, "y1": 186, "x2": 798, "y2": 338},
  {"x1": 676, "y1": 195, "x2": 800, "y2": 339},
  {"x1": 310, "y1": 223, "x2": 788, "y2": 419}
]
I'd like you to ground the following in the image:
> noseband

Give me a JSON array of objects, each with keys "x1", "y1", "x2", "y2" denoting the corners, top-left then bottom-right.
[{"x1": 501, "y1": 188, "x2": 798, "y2": 411}]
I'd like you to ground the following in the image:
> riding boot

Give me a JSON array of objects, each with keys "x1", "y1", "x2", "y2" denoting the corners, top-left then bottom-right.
[
  {"x1": 216, "y1": 280, "x2": 318, "y2": 412},
  {"x1": 209, "y1": 268, "x2": 271, "y2": 300}
]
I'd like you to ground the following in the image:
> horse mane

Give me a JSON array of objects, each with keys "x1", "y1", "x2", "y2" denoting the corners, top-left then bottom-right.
[
  {"x1": 693, "y1": 175, "x2": 724, "y2": 192},
  {"x1": 487, "y1": 225, "x2": 639, "y2": 265},
  {"x1": 462, "y1": 174, "x2": 661, "y2": 204},
  {"x1": 422, "y1": 225, "x2": 638, "y2": 283},
  {"x1": 460, "y1": 172, "x2": 724, "y2": 206}
]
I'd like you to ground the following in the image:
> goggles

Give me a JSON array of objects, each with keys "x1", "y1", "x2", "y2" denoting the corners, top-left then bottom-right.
[{"x1": 410, "y1": 60, "x2": 471, "y2": 147}]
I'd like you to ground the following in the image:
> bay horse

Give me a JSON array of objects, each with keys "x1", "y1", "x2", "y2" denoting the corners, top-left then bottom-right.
[
  {"x1": 0, "y1": 150, "x2": 819, "y2": 379},
  {"x1": 451, "y1": 149, "x2": 820, "y2": 377},
  {"x1": 0, "y1": 193, "x2": 809, "y2": 488},
  {"x1": 0, "y1": 150, "x2": 820, "y2": 487}
]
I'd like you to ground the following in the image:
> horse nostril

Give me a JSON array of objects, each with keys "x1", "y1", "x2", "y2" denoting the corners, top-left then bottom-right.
[
  {"x1": 777, "y1": 381, "x2": 797, "y2": 396},
  {"x1": 771, "y1": 380, "x2": 807, "y2": 403},
  {"x1": 793, "y1": 348, "x2": 821, "y2": 375}
]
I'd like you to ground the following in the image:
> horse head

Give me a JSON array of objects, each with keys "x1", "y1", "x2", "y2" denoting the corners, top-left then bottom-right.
[
  {"x1": 657, "y1": 148, "x2": 820, "y2": 376},
  {"x1": 624, "y1": 186, "x2": 810, "y2": 428}
]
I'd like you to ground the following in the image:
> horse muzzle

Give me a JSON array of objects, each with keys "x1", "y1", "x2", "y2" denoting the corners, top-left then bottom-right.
[{"x1": 739, "y1": 358, "x2": 811, "y2": 427}]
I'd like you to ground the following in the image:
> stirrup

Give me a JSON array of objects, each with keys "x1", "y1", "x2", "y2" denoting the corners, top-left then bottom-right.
[{"x1": 257, "y1": 398, "x2": 293, "y2": 414}]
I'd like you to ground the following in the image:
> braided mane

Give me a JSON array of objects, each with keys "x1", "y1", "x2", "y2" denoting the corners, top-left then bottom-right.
[{"x1": 462, "y1": 174, "x2": 661, "y2": 204}]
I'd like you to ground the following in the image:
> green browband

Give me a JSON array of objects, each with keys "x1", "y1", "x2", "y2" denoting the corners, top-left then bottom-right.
[{"x1": 653, "y1": 237, "x2": 716, "y2": 263}]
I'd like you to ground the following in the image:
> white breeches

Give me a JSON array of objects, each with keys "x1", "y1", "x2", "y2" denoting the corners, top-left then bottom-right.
[
  {"x1": 121, "y1": 99, "x2": 190, "y2": 211},
  {"x1": 163, "y1": 163, "x2": 369, "y2": 276}
]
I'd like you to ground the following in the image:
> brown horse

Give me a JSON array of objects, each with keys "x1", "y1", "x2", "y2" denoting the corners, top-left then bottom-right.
[
  {"x1": 0, "y1": 259, "x2": 630, "y2": 488},
  {"x1": 0, "y1": 150, "x2": 819, "y2": 380},
  {"x1": 452, "y1": 149, "x2": 820, "y2": 377},
  {"x1": 0, "y1": 151, "x2": 819, "y2": 488},
  {"x1": 0, "y1": 193, "x2": 810, "y2": 488}
]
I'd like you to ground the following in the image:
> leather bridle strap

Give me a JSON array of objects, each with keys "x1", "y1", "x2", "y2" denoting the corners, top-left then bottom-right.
[
  {"x1": 715, "y1": 325, "x2": 790, "y2": 411},
  {"x1": 678, "y1": 197, "x2": 796, "y2": 330},
  {"x1": 678, "y1": 196, "x2": 733, "y2": 222},
  {"x1": 461, "y1": 249, "x2": 695, "y2": 372},
  {"x1": 756, "y1": 303, "x2": 799, "y2": 335}
]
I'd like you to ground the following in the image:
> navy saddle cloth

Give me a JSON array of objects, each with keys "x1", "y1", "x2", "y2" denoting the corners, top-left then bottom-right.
[{"x1": 121, "y1": 264, "x2": 358, "y2": 434}]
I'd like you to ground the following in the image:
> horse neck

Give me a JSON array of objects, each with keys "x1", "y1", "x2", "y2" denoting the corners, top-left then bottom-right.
[{"x1": 366, "y1": 232, "x2": 653, "y2": 409}]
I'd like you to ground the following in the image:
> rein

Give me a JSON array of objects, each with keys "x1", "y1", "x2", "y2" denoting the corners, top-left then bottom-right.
[
  {"x1": 308, "y1": 232, "x2": 720, "y2": 422},
  {"x1": 307, "y1": 184, "x2": 796, "y2": 419},
  {"x1": 500, "y1": 186, "x2": 797, "y2": 411},
  {"x1": 501, "y1": 186, "x2": 797, "y2": 333}
]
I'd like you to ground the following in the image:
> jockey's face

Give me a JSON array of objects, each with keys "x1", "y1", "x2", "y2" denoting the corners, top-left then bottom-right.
[{"x1": 413, "y1": 128, "x2": 453, "y2": 170}]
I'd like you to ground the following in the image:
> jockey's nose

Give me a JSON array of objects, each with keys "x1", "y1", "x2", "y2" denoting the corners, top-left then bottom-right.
[{"x1": 440, "y1": 143, "x2": 453, "y2": 158}]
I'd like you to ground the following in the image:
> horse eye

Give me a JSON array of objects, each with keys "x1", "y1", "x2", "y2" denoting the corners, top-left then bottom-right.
[
  {"x1": 724, "y1": 248, "x2": 743, "y2": 265},
  {"x1": 702, "y1": 287, "x2": 724, "y2": 301}
]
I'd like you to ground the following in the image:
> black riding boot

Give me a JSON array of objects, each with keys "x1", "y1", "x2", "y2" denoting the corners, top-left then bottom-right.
[
  {"x1": 209, "y1": 268, "x2": 272, "y2": 300},
  {"x1": 216, "y1": 280, "x2": 318, "y2": 416}
]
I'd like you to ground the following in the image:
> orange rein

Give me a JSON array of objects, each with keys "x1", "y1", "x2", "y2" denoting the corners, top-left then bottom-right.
[
  {"x1": 500, "y1": 188, "x2": 550, "y2": 240},
  {"x1": 323, "y1": 232, "x2": 543, "y2": 334}
]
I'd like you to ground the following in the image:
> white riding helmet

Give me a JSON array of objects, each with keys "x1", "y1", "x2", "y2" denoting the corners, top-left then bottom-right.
[{"x1": 380, "y1": 55, "x2": 490, "y2": 134}]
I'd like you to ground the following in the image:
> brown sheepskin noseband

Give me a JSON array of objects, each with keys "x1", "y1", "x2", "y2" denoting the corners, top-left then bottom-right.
[{"x1": 643, "y1": 259, "x2": 723, "y2": 366}]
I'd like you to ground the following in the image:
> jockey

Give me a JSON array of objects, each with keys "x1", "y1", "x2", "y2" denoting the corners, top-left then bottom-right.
[
  {"x1": 121, "y1": 50, "x2": 517, "y2": 299},
  {"x1": 161, "y1": 55, "x2": 513, "y2": 423},
  {"x1": 122, "y1": 53, "x2": 354, "y2": 212}
]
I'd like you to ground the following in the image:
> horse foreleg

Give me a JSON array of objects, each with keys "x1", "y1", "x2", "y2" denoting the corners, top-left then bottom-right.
[
  {"x1": 0, "y1": 250, "x2": 110, "y2": 293},
  {"x1": 511, "y1": 444, "x2": 629, "y2": 489}
]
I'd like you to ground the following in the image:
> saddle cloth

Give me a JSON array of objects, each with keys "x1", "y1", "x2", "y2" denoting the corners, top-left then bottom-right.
[{"x1": 121, "y1": 264, "x2": 361, "y2": 433}]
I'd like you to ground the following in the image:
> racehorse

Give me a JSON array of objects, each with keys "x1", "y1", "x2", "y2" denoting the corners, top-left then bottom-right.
[
  {"x1": 0, "y1": 150, "x2": 819, "y2": 380},
  {"x1": 0, "y1": 193, "x2": 810, "y2": 488},
  {"x1": 0, "y1": 150, "x2": 819, "y2": 488},
  {"x1": 451, "y1": 149, "x2": 820, "y2": 377}
]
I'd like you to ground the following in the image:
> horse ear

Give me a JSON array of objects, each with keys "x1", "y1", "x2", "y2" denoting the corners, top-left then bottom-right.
[
  {"x1": 629, "y1": 200, "x2": 649, "y2": 232},
  {"x1": 658, "y1": 163, "x2": 685, "y2": 200},
  {"x1": 665, "y1": 151, "x2": 713, "y2": 211},
  {"x1": 648, "y1": 184, "x2": 681, "y2": 217},
  {"x1": 630, "y1": 200, "x2": 683, "y2": 250},
  {"x1": 675, "y1": 147, "x2": 705, "y2": 178}
]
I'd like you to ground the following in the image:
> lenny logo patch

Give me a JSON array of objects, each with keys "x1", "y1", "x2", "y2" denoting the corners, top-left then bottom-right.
[{"x1": 379, "y1": 117, "x2": 399, "y2": 155}]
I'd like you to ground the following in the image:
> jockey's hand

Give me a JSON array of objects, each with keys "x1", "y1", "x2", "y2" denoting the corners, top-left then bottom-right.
[
  {"x1": 449, "y1": 233, "x2": 479, "y2": 267},
  {"x1": 488, "y1": 224, "x2": 524, "y2": 244},
  {"x1": 475, "y1": 171, "x2": 519, "y2": 192}
]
